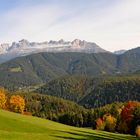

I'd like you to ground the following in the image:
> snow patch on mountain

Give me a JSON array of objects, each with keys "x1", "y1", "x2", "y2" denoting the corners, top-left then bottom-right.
[{"x1": 0, "y1": 39, "x2": 107, "y2": 62}]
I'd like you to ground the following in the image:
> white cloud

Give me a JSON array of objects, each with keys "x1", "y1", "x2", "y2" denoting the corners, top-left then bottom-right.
[{"x1": 0, "y1": 0, "x2": 140, "y2": 51}]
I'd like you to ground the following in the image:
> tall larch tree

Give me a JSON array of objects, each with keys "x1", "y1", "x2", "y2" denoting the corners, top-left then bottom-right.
[
  {"x1": 9, "y1": 95, "x2": 25, "y2": 114},
  {"x1": 0, "y1": 87, "x2": 6, "y2": 109}
]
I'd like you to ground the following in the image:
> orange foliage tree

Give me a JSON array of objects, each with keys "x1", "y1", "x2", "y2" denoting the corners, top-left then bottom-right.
[
  {"x1": 118, "y1": 101, "x2": 140, "y2": 134},
  {"x1": 0, "y1": 87, "x2": 6, "y2": 109},
  {"x1": 96, "y1": 114, "x2": 117, "y2": 132},
  {"x1": 96, "y1": 118, "x2": 105, "y2": 130},
  {"x1": 121, "y1": 101, "x2": 139, "y2": 122},
  {"x1": 9, "y1": 95, "x2": 25, "y2": 113}
]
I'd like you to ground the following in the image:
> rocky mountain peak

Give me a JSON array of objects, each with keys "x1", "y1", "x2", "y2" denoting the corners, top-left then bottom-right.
[
  {"x1": 0, "y1": 39, "x2": 108, "y2": 62},
  {"x1": 58, "y1": 39, "x2": 65, "y2": 44},
  {"x1": 19, "y1": 39, "x2": 30, "y2": 47},
  {"x1": 0, "y1": 43, "x2": 10, "y2": 54},
  {"x1": 71, "y1": 39, "x2": 83, "y2": 48}
]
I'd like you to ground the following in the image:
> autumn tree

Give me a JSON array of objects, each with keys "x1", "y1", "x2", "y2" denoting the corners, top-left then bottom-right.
[
  {"x1": 119, "y1": 101, "x2": 140, "y2": 134},
  {"x1": 135, "y1": 125, "x2": 140, "y2": 137},
  {"x1": 103, "y1": 114, "x2": 117, "y2": 132},
  {"x1": 0, "y1": 87, "x2": 6, "y2": 109},
  {"x1": 9, "y1": 95, "x2": 25, "y2": 113},
  {"x1": 96, "y1": 118, "x2": 105, "y2": 130},
  {"x1": 121, "y1": 101, "x2": 138, "y2": 122}
]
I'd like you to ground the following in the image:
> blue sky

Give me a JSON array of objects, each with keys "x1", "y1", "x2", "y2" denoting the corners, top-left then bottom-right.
[{"x1": 0, "y1": 0, "x2": 140, "y2": 51}]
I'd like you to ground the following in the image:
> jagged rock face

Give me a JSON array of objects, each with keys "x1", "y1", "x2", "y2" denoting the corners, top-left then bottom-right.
[
  {"x1": 72, "y1": 39, "x2": 82, "y2": 48},
  {"x1": 0, "y1": 43, "x2": 10, "y2": 54},
  {"x1": 0, "y1": 39, "x2": 107, "y2": 62}
]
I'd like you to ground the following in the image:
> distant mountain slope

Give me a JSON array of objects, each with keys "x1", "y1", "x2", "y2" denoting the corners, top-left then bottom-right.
[
  {"x1": 0, "y1": 52, "x2": 118, "y2": 89},
  {"x1": 126, "y1": 47, "x2": 140, "y2": 54},
  {"x1": 0, "y1": 39, "x2": 107, "y2": 62},
  {"x1": 116, "y1": 47, "x2": 140, "y2": 73},
  {"x1": 0, "y1": 48, "x2": 140, "y2": 87},
  {"x1": 0, "y1": 47, "x2": 140, "y2": 89},
  {"x1": 0, "y1": 53, "x2": 68, "y2": 90}
]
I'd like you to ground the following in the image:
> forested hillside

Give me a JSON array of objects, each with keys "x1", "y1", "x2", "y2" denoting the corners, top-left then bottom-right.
[
  {"x1": 0, "y1": 48, "x2": 140, "y2": 89},
  {"x1": 36, "y1": 76, "x2": 95, "y2": 102},
  {"x1": 79, "y1": 75, "x2": 140, "y2": 107},
  {"x1": 36, "y1": 75, "x2": 140, "y2": 108}
]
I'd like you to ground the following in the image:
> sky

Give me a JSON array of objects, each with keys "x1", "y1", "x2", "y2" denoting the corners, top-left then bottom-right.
[{"x1": 0, "y1": 0, "x2": 140, "y2": 51}]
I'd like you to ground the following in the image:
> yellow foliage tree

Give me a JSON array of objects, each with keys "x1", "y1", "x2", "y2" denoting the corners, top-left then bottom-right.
[
  {"x1": 0, "y1": 87, "x2": 6, "y2": 109},
  {"x1": 103, "y1": 114, "x2": 117, "y2": 132},
  {"x1": 135, "y1": 125, "x2": 140, "y2": 137},
  {"x1": 9, "y1": 95, "x2": 25, "y2": 114}
]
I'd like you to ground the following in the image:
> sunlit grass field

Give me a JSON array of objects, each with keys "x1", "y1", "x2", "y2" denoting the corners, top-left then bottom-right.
[{"x1": 0, "y1": 109, "x2": 138, "y2": 140}]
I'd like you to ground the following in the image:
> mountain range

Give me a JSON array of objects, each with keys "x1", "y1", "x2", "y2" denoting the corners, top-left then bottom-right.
[
  {"x1": 0, "y1": 39, "x2": 107, "y2": 63},
  {"x1": 0, "y1": 38, "x2": 140, "y2": 87}
]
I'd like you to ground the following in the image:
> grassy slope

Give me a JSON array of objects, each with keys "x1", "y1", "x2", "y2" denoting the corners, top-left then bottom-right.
[{"x1": 0, "y1": 110, "x2": 138, "y2": 140}]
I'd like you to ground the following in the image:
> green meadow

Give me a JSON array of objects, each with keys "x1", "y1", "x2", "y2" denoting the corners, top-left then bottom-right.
[{"x1": 0, "y1": 109, "x2": 138, "y2": 140}]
